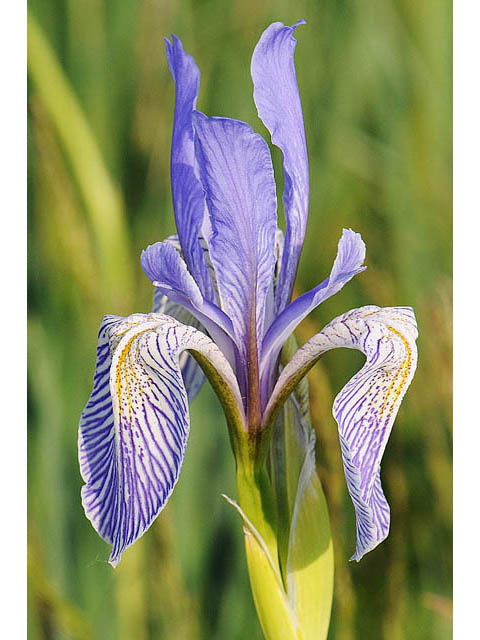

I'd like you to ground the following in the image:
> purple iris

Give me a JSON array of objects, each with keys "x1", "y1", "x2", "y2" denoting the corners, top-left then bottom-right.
[{"x1": 79, "y1": 21, "x2": 418, "y2": 567}]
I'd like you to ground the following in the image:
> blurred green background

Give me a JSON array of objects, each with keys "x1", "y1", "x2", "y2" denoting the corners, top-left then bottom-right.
[{"x1": 27, "y1": 0, "x2": 452, "y2": 638}]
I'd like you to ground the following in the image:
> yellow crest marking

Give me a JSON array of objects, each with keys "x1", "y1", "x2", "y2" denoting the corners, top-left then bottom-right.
[{"x1": 379, "y1": 326, "x2": 412, "y2": 418}]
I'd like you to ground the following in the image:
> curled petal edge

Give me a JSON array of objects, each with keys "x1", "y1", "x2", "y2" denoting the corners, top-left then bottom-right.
[
  {"x1": 141, "y1": 240, "x2": 239, "y2": 369},
  {"x1": 153, "y1": 288, "x2": 206, "y2": 403},
  {"x1": 263, "y1": 305, "x2": 418, "y2": 560}
]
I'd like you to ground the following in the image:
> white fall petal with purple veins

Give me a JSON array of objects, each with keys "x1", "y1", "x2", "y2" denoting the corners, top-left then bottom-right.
[
  {"x1": 79, "y1": 313, "x2": 242, "y2": 566},
  {"x1": 266, "y1": 306, "x2": 418, "y2": 560},
  {"x1": 79, "y1": 19, "x2": 418, "y2": 571}
]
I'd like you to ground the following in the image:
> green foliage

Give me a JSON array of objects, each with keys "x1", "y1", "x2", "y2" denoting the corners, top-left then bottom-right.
[{"x1": 27, "y1": 0, "x2": 452, "y2": 638}]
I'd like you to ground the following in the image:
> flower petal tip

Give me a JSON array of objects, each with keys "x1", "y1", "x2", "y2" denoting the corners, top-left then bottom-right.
[
  {"x1": 337, "y1": 228, "x2": 367, "y2": 273},
  {"x1": 108, "y1": 554, "x2": 121, "y2": 569},
  {"x1": 292, "y1": 19, "x2": 307, "y2": 29}
]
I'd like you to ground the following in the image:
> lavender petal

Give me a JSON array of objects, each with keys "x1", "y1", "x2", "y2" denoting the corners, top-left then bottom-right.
[
  {"x1": 193, "y1": 112, "x2": 278, "y2": 365},
  {"x1": 165, "y1": 35, "x2": 213, "y2": 300},
  {"x1": 251, "y1": 20, "x2": 309, "y2": 313}
]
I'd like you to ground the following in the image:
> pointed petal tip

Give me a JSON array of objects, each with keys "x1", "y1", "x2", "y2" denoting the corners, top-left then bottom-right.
[
  {"x1": 292, "y1": 19, "x2": 307, "y2": 29},
  {"x1": 349, "y1": 540, "x2": 379, "y2": 563},
  {"x1": 164, "y1": 33, "x2": 182, "y2": 48},
  {"x1": 164, "y1": 32, "x2": 199, "y2": 90},
  {"x1": 169, "y1": 33, "x2": 184, "y2": 51},
  {"x1": 141, "y1": 241, "x2": 204, "y2": 307},
  {"x1": 261, "y1": 19, "x2": 306, "y2": 37},
  {"x1": 140, "y1": 241, "x2": 164, "y2": 281},
  {"x1": 164, "y1": 35, "x2": 179, "y2": 59},
  {"x1": 342, "y1": 227, "x2": 361, "y2": 236},
  {"x1": 140, "y1": 241, "x2": 173, "y2": 283},
  {"x1": 336, "y1": 228, "x2": 367, "y2": 274},
  {"x1": 341, "y1": 227, "x2": 366, "y2": 251},
  {"x1": 108, "y1": 554, "x2": 120, "y2": 568}
]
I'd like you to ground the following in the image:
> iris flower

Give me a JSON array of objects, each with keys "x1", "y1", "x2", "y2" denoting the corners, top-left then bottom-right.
[{"x1": 79, "y1": 19, "x2": 418, "y2": 589}]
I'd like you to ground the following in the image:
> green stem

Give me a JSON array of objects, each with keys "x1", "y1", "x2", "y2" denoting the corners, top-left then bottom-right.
[
  {"x1": 236, "y1": 462, "x2": 278, "y2": 563},
  {"x1": 235, "y1": 460, "x2": 301, "y2": 640}
]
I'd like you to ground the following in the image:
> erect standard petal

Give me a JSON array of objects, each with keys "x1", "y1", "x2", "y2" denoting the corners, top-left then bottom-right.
[
  {"x1": 192, "y1": 112, "x2": 278, "y2": 366},
  {"x1": 261, "y1": 229, "x2": 366, "y2": 387},
  {"x1": 79, "y1": 312, "x2": 244, "y2": 567},
  {"x1": 251, "y1": 20, "x2": 308, "y2": 313},
  {"x1": 264, "y1": 306, "x2": 418, "y2": 561},
  {"x1": 165, "y1": 35, "x2": 213, "y2": 299}
]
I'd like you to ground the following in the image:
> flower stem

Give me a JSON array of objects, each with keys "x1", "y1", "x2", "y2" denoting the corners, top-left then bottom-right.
[
  {"x1": 236, "y1": 462, "x2": 278, "y2": 562},
  {"x1": 235, "y1": 463, "x2": 301, "y2": 640}
]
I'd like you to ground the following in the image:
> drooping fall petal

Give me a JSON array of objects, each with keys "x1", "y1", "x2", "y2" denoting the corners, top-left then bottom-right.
[
  {"x1": 79, "y1": 313, "x2": 243, "y2": 566},
  {"x1": 265, "y1": 305, "x2": 418, "y2": 560}
]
